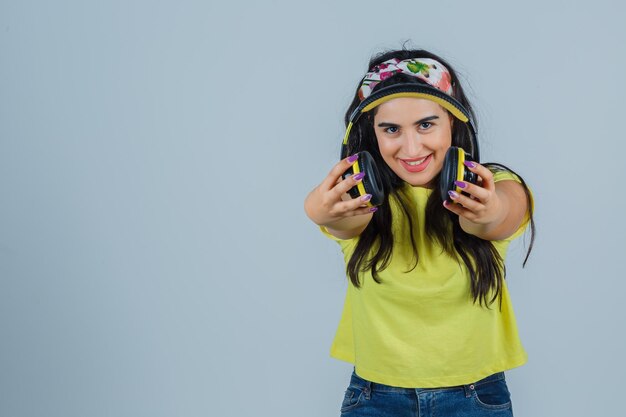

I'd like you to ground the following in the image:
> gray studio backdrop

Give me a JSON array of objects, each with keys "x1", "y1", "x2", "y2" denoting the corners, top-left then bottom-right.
[{"x1": 1, "y1": 1, "x2": 624, "y2": 416}]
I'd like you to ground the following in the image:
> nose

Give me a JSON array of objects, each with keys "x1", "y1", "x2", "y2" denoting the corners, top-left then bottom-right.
[{"x1": 404, "y1": 130, "x2": 424, "y2": 156}]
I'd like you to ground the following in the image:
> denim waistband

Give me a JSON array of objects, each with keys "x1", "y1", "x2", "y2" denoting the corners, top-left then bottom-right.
[{"x1": 348, "y1": 369, "x2": 506, "y2": 394}]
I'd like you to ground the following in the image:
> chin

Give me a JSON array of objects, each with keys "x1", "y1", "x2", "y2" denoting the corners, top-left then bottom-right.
[{"x1": 406, "y1": 177, "x2": 436, "y2": 188}]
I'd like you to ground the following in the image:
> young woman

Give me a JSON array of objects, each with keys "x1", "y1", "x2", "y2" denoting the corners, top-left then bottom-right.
[{"x1": 304, "y1": 48, "x2": 535, "y2": 417}]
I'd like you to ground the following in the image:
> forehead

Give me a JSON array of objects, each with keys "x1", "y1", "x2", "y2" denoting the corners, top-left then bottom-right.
[{"x1": 373, "y1": 97, "x2": 446, "y2": 120}]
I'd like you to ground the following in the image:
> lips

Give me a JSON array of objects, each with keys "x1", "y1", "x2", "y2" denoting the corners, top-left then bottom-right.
[{"x1": 399, "y1": 154, "x2": 432, "y2": 173}]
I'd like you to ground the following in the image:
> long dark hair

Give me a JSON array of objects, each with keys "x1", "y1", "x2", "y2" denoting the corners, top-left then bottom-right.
[{"x1": 343, "y1": 48, "x2": 535, "y2": 309}]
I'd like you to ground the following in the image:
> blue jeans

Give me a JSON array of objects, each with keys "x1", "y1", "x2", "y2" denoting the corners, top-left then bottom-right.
[{"x1": 340, "y1": 368, "x2": 514, "y2": 417}]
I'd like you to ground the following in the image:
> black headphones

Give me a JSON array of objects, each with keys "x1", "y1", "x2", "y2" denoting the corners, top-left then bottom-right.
[{"x1": 341, "y1": 83, "x2": 479, "y2": 205}]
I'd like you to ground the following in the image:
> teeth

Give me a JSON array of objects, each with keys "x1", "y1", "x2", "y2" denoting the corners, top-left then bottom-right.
[{"x1": 406, "y1": 156, "x2": 427, "y2": 165}]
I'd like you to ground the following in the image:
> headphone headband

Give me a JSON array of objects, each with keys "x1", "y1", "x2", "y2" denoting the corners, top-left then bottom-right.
[
  {"x1": 342, "y1": 83, "x2": 479, "y2": 162},
  {"x1": 349, "y1": 84, "x2": 476, "y2": 134}
]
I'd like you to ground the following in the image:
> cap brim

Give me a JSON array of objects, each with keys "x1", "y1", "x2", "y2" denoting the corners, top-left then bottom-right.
[
  {"x1": 351, "y1": 84, "x2": 471, "y2": 124},
  {"x1": 361, "y1": 92, "x2": 469, "y2": 123}
]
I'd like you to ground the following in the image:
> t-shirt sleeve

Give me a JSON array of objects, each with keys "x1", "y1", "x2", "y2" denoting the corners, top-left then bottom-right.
[
  {"x1": 317, "y1": 226, "x2": 362, "y2": 256},
  {"x1": 492, "y1": 170, "x2": 534, "y2": 242},
  {"x1": 319, "y1": 225, "x2": 358, "y2": 242}
]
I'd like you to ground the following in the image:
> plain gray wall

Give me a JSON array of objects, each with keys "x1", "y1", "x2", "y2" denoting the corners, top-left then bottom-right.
[{"x1": 1, "y1": 1, "x2": 624, "y2": 416}]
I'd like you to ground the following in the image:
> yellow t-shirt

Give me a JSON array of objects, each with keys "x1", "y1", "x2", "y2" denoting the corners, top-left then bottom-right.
[{"x1": 321, "y1": 171, "x2": 532, "y2": 388}]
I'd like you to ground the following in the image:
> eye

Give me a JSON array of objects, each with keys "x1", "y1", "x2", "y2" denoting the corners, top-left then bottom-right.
[
  {"x1": 384, "y1": 126, "x2": 399, "y2": 134},
  {"x1": 419, "y1": 122, "x2": 432, "y2": 130}
]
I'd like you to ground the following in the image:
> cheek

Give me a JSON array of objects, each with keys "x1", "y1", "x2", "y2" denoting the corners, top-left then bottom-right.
[
  {"x1": 443, "y1": 126, "x2": 453, "y2": 147},
  {"x1": 431, "y1": 131, "x2": 452, "y2": 152},
  {"x1": 377, "y1": 138, "x2": 399, "y2": 161},
  {"x1": 441, "y1": 137, "x2": 452, "y2": 150}
]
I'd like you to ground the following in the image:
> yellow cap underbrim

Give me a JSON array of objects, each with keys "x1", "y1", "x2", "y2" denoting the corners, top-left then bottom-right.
[{"x1": 361, "y1": 92, "x2": 469, "y2": 123}]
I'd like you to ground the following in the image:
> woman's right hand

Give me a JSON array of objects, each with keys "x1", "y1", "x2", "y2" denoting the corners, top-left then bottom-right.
[{"x1": 304, "y1": 154, "x2": 377, "y2": 235}]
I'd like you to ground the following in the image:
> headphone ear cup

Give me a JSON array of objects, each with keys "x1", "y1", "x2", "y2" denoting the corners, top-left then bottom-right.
[
  {"x1": 463, "y1": 153, "x2": 478, "y2": 186},
  {"x1": 439, "y1": 147, "x2": 479, "y2": 203},
  {"x1": 440, "y1": 147, "x2": 460, "y2": 202},
  {"x1": 342, "y1": 151, "x2": 385, "y2": 206}
]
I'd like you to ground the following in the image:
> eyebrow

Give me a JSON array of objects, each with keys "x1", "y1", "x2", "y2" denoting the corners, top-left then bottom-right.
[{"x1": 377, "y1": 115, "x2": 440, "y2": 128}]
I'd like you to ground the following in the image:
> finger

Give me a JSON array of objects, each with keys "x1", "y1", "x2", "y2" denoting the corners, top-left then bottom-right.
[
  {"x1": 338, "y1": 207, "x2": 378, "y2": 218},
  {"x1": 447, "y1": 190, "x2": 483, "y2": 212},
  {"x1": 443, "y1": 199, "x2": 475, "y2": 220},
  {"x1": 320, "y1": 154, "x2": 360, "y2": 191},
  {"x1": 333, "y1": 188, "x2": 373, "y2": 211},
  {"x1": 352, "y1": 206, "x2": 378, "y2": 216},
  {"x1": 331, "y1": 171, "x2": 366, "y2": 200},
  {"x1": 453, "y1": 180, "x2": 490, "y2": 203},
  {"x1": 333, "y1": 196, "x2": 378, "y2": 217},
  {"x1": 348, "y1": 192, "x2": 376, "y2": 210},
  {"x1": 463, "y1": 161, "x2": 495, "y2": 191}
]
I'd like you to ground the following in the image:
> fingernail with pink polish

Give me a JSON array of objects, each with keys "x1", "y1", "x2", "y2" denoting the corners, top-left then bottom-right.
[
  {"x1": 347, "y1": 154, "x2": 359, "y2": 163},
  {"x1": 370, "y1": 207, "x2": 378, "y2": 213},
  {"x1": 454, "y1": 180, "x2": 466, "y2": 189},
  {"x1": 464, "y1": 161, "x2": 476, "y2": 168},
  {"x1": 448, "y1": 190, "x2": 459, "y2": 199},
  {"x1": 361, "y1": 194, "x2": 372, "y2": 202},
  {"x1": 352, "y1": 172, "x2": 365, "y2": 181}
]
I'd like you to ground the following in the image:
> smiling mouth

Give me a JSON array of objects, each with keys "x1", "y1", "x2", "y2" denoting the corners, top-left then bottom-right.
[
  {"x1": 399, "y1": 154, "x2": 432, "y2": 172},
  {"x1": 404, "y1": 156, "x2": 429, "y2": 165}
]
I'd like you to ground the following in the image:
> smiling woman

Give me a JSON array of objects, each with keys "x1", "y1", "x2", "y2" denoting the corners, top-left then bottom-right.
[{"x1": 303, "y1": 47, "x2": 535, "y2": 417}]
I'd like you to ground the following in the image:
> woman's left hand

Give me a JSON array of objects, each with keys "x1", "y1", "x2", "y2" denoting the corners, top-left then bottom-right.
[{"x1": 442, "y1": 161, "x2": 504, "y2": 225}]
